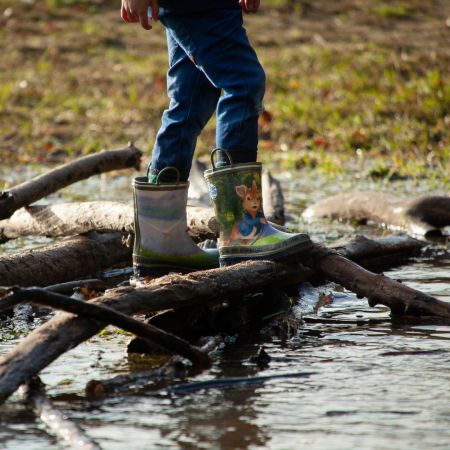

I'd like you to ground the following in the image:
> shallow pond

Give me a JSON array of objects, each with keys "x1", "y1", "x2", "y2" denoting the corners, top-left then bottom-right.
[{"x1": 0, "y1": 165, "x2": 449, "y2": 450}]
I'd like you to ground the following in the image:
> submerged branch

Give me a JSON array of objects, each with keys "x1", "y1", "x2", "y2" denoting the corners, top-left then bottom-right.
[{"x1": 20, "y1": 378, "x2": 100, "y2": 450}]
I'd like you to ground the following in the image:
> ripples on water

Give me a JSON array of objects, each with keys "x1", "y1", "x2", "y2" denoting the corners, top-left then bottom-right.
[{"x1": 0, "y1": 170, "x2": 449, "y2": 449}]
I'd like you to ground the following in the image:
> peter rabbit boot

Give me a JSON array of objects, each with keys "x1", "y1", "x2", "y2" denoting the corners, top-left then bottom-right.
[
  {"x1": 204, "y1": 150, "x2": 312, "y2": 267},
  {"x1": 133, "y1": 167, "x2": 219, "y2": 277}
]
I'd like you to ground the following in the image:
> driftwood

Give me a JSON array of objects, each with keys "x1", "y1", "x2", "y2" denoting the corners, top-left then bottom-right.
[
  {"x1": 0, "y1": 232, "x2": 131, "y2": 287},
  {"x1": 0, "y1": 202, "x2": 217, "y2": 243},
  {"x1": 0, "y1": 143, "x2": 142, "y2": 221},
  {"x1": 0, "y1": 236, "x2": 449, "y2": 404},
  {"x1": 1, "y1": 288, "x2": 210, "y2": 365},
  {"x1": 303, "y1": 192, "x2": 450, "y2": 236},
  {"x1": 20, "y1": 378, "x2": 100, "y2": 450}
]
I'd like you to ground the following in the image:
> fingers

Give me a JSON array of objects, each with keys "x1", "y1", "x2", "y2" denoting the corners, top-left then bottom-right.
[
  {"x1": 139, "y1": 12, "x2": 152, "y2": 30},
  {"x1": 121, "y1": 0, "x2": 157, "y2": 29},
  {"x1": 240, "y1": 0, "x2": 260, "y2": 13},
  {"x1": 149, "y1": 0, "x2": 159, "y2": 21}
]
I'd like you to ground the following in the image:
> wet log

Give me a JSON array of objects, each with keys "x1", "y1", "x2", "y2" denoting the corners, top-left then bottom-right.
[
  {"x1": 0, "y1": 232, "x2": 131, "y2": 287},
  {"x1": 0, "y1": 143, "x2": 142, "y2": 221},
  {"x1": 303, "y1": 192, "x2": 450, "y2": 236},
  {"x1": 0, "y1": 202, "x2": 217, "y2": 243},
  {"x1": 331, "y1": 234, "x2": 425, "y2": 270},
  {"x1": 0, "y1": 235, "x2": 449, "y2": 404},
  {"x1": 1, "y1": 288, "x2": 210, "y2": 365},
  {"x1": 20, "y1": 378, "x2": 100, "y2": 450}
]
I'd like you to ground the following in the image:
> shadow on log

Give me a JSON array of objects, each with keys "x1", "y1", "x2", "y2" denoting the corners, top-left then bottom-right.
[
  {"x1": 303, "y1": 192, "x2": 450, "y2": 236},
  {"x1": 0, "y1": 143, "x2": 142, "y2": 221},
  {"x1": 0, "y1": 235, "x2": 448, "y2": 405}
]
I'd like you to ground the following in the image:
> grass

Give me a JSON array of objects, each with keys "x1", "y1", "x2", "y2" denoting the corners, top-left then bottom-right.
[{"x1": 0, "y1": 0, "x2": 449, "y2": 184}]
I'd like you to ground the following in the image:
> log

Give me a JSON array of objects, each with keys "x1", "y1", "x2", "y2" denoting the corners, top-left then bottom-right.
[
  {"x1": 0, "y1": 232, "x2": 131, "y2": 287},
  {"x1": 331, "y1": 234, "x2": 425, "y2": 269},
  {"x1": 0, "y1": 202, "x2": 217, "y2": 243},
  {"x1": 0, "y1": 236, "x2": 449, "y2": 404},
  {"x1": 303, "y1": 192, "x2": 450, "y2": 236},
  {"x1": 0, "y1": 143, "x2": 142, "y2": 221},
  {"x1": 20, "y1": 378, "x2": 100, "y2": 450}
]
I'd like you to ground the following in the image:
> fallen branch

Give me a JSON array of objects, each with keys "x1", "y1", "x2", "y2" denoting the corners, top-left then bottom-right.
[
  {"x1": 0, "y1": 143, "x2": 142, "y2": 221},
  {"x1": 20, "y1": 378, "x2": 100, "y2": 450},
  {"x1": 1, "y1": 288, "x2": 210, "y2": 366},
  {"x1": 0, "y1": 232, "x2": 131, "y2": 287},
  {"x1": 0, "y1": 202, "x2": 217, "y2": 242},
  {"x1": 0, "y1": 235, "x2": 448, "y2": 404},
  {"x1": 303, "y1": 192, "x2": 450, "y2": 235}
]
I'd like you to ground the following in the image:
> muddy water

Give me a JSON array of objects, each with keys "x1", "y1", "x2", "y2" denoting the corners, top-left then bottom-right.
[{"x1": 0, "y1": 168, "x2": 449, "y2": 450}]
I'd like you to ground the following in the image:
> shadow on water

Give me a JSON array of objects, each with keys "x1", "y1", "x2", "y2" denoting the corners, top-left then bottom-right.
[{"x1": 0, "y1": 168, "x2": 449, "y2": 449}]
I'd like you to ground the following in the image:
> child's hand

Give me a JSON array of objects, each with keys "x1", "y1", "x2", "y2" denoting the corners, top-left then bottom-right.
[
  {"x1": 121, "y1": 0, "x2": 159, "y2": 30},
  {"x1": 239, "y1": 0, "x2": 260, "y2": 13}
]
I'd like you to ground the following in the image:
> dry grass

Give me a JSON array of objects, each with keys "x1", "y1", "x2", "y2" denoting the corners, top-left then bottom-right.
[{"x1": 0, "y1": 0, "x2": 449, "y2": 182}]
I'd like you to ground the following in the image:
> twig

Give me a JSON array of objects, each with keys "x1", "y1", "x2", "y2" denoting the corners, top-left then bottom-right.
[{"x1": 1, "y1": 288, "x2": 210, "y2": 366}]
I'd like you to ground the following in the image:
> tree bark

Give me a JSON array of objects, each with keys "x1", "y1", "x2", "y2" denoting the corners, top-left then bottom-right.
[
  {"x1": 0, "y1": 236, "x2": 448, "y2": 404},
  {"x1": 0, "y1": 143, "x2": 142, "y2": 221},
  {"x1": 0, "y1": 232, "x2": 131, "y2": 287},
  {"x1": 303, "y1": 192, "x2": 450, "y2": 235}
]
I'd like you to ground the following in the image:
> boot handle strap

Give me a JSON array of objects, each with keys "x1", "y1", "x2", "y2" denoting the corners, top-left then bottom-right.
[
  {"x1": 156, "y1": 166, "x2": 181, "y2": 184},
  {"x1": 210, "y1": 148, "x2": 234, "y2": 170}
]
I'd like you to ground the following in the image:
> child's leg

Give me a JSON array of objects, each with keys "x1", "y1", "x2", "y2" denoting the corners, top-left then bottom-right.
[
  {"x1": 150, "y1": 29, "x2": 221, "y2": 181},
  {"x1": 160, "y1": 10, "x2": 265, "y2": 165}
]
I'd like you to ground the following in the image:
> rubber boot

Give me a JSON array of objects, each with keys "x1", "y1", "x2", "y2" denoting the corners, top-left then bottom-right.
[
  {"x1": 133, "y1": 168, "x2": 219, "y2": 277},
  {"x1": 204, "y1": 150, "x2": 312, "y2": 266}
]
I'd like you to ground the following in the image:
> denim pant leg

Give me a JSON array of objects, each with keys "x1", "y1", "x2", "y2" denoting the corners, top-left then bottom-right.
[
  {"x1": 150, "y1": 29, "x2": 221, "y2": 181},
  {"x1": 161, "y1": 10, "x2": 265, "y2": 164}
]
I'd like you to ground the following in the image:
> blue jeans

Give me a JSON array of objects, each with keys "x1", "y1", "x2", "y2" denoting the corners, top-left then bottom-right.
[{"x1": 149, "y1": 9, "x2": 266, "y2": 181}]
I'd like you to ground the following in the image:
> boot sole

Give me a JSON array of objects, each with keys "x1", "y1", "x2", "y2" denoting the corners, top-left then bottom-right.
[{"x1": 219, "y1": 234, "x2": 313, "y2": 267}]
